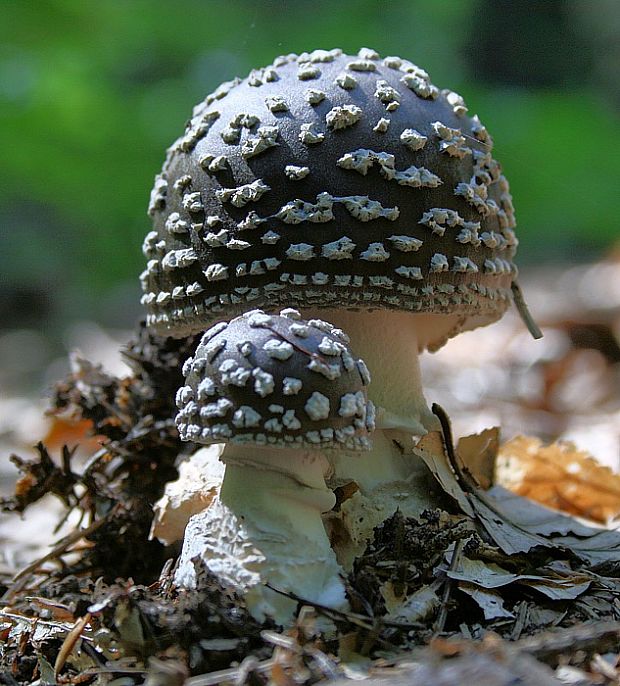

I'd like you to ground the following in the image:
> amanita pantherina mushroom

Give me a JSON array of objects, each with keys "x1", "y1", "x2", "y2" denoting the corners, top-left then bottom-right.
[
  {"x1": 142, "y1": 48, "x2": 539, "y2": 599},
  {"x1": 173, "y1": 308, "x2": 374, "y2": 621}
]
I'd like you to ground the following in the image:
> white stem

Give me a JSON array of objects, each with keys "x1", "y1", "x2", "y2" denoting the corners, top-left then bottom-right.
[
  {"x1": 325, "y1": 427, "x2": 411, "y2": 493},
  {"x1": 303, "y1": 308, "x2": 451, "y2": 433},
  {"x1": 174, "y1": 445, "x2": 347, "y2": 624}
]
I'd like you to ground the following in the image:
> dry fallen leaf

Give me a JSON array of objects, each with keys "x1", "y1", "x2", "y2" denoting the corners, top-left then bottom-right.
[
  {"x1": 457, "y1": 427, "x2": 500, "y2": 489},
  {"x1": 413, "y1": 419, "x2": 552, "y2": 555},
  {"x1": 412, "y1": 431, "x2": 474, "y2": 517},
  {"x1": 457, "y1": 583, "x2": 514, "y2": 620},
  {"x1": 44, "y1": 416, "x2": 103, "y2": 454},
  {"x1": 382, "y1": 581, "x2": 441, "y2": 623},
  {"x1": 484, "y1": 485, "x2": 620, "y2": 565},
  {"x1": 495, "y1": 436, "x2": 620, "y2": 524}
]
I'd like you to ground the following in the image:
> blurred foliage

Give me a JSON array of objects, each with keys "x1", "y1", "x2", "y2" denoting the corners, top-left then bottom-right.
[{"x1": 0, "y1": 0, "x2": 619, "y2": 327}]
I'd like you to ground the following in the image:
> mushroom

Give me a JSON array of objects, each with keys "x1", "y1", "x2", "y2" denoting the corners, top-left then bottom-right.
[
  {"x1": 172, "y1": 308, "x2": 374, "y2": 622},
  {"x1": 142, "y1": 47, "x2": 539, "y2": 598},
  {"x1": 141, "y1": 46, "x2": 532, "y2": 439}
]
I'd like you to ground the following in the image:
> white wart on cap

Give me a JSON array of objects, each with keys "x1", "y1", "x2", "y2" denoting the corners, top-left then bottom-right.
[
  {"x1": 141, "y1": 48, "x2": 518, "y2": 343},
  {"x1": 175, "y1": 309, "x2": 374, "y2": 450}
]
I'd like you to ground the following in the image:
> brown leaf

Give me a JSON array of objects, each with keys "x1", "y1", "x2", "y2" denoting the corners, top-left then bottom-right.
[
  {"x1": 496, "y1": 436, "x2": 620, "y2": 524},
  {"x1": 54, "y1": 612, "x2": 91, "y2": 678},
  {"x1": 44, "y1": 416, "x2": 104, "y2": 454},
  {"x1": 457, "y1": 427, "x2": 500, "y2": 489},
  {"x1": 412, "y1": 431, "x2": 474, "y2": 516}
]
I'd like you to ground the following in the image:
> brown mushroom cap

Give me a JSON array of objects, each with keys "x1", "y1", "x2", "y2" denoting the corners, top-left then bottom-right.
[
  {"x1": 175, "y1": 308, "x2": 374, "y2": 450},
  {"x1": 141, "y1": 48, "x2": 518, "y2": 345}
]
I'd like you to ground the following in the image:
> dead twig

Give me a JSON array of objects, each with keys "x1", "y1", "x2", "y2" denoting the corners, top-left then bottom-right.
[
  {"x1": 511, "y1": 280, "x2": 543, "y2": 340},
  {"x1": 264, "y1": 584, "x2": 424, "y2": 631},
  {"x1": 433, "y1": 538, "x2": 465, "y2": 634},
  {"x1": 54, "y1": 612, "x2": 91, "y2": 678}
]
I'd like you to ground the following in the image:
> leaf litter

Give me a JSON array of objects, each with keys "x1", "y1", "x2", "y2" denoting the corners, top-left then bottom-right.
[{"x1": 3, "y1": 261, "x2": 620, "y2": 683}]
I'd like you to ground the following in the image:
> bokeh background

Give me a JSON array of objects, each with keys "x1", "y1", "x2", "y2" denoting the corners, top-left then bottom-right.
[{"x1": 1, "y1": 0, "x2": 619, "y2": 395}]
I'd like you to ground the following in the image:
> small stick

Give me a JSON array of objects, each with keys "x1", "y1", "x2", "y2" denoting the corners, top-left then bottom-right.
[
  {"x1": 433, "y1": 538, "x2": 465, "y2": 634},
  {"x1": 12, "y1": 515, "x2": 109, "y2": 581},
  {"x1": 54, "y1": 612, "x2": 91, "y2": 678},
  {"x1": 511, "y1": 280, "x2": 543, "y2": 340},
  {"x1": 265, "y1": 583, "x2": 424, "y2": 630},
  {"x1": 431, "y1": 403, "x2": 466, "y2": 485}
]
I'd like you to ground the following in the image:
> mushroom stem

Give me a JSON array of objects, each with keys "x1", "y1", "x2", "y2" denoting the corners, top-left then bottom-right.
[
  {"x1": 174, "y1": 445, "x2": 347, "y2": 624},
  {"x1": 303, "y1": 308, "x2": 451, "y2": 434},
  {"x1": 323, "y1": 425, "x2": 426, "y2": 492}
]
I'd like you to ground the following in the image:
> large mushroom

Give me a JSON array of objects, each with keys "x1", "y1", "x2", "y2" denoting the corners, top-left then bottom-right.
[
  {"x1": 173, "y1": 308, "x2": 374, "y2": 622},
  {"x1": 142, "y1": 48, "x2": 538, "y2": 611}
]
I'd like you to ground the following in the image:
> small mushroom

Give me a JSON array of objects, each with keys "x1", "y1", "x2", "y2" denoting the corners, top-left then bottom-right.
[{"x1": 172, "y1": 308, "x2": 373, "y2": 622}]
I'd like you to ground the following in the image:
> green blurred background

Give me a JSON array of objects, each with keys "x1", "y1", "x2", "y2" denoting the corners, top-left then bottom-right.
[{"x1": 1, "y1": 0, "x2": 619, "y2": 334}]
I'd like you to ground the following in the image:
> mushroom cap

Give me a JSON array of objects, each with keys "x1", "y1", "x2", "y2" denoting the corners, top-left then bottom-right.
[
  {"x1": 142, "y1": 48, "x2": 518, "y2": 345},
  {"x1": 175, "y1": 308, "x2": 374, "y2": 450}
]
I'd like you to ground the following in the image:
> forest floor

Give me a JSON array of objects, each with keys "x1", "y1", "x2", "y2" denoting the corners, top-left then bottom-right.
[{"x1": 2, "y1": 257, "x2": 620, "y2": 686}]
